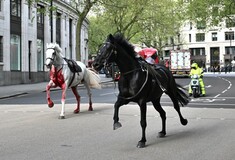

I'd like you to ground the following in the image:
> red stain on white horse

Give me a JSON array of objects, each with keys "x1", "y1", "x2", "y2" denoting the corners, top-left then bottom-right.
[
  {"x1": 50, "y1": 66, "x2": 65, "y2": 88},
  {"x1": 45, "y1": 43, "x2": 101, "y2": 119}
]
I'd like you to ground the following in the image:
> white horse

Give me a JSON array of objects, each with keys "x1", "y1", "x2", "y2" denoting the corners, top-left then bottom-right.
[{"x1": 45, "y1": 43, "x2": 101, "y2": 119}]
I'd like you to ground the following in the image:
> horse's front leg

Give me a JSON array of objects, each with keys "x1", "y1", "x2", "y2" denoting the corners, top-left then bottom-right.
[
  {"x1": 137, "y1": 103, "x2": 147, "y2": 148},
  {"x1": 113, "y1": 98, "x2": 126, "y2": 130},
  {"x1": 71, "y1": 86, "x2": 81, "y2": 113},
  {"x1": 59, "y1": 84, "x2": 67, "y2": 119},
  {"x1": 46, "y1": 80, "x2": 56, "y2": 108}
]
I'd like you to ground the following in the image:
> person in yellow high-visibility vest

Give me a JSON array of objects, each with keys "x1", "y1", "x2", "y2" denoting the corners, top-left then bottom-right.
[{"x1": 188, "y1": 62, "x2": 206, "y2": 96}]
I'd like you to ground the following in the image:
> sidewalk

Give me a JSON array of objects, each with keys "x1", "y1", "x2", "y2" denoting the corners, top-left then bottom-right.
[{"x1": 0, "y1": 74, "x2": 113, "y2": 99}]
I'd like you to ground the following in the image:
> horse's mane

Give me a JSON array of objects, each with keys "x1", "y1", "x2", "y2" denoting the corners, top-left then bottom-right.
[
  {"x1": 113, "y1": 33, "x2": 137, "y2": 58},
  {"x1": 47, "y1": 43, "x2": 64, "y2": 57}
]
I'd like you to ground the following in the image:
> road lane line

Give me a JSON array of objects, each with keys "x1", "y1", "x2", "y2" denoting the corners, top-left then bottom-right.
[{"x1": 100, "y1": 92, "x2": 118, "y2": 96}]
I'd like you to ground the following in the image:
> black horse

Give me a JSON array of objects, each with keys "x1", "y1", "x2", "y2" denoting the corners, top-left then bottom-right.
[{"x1": 93, "y1": 33, "x2": 190, "y2": 148}]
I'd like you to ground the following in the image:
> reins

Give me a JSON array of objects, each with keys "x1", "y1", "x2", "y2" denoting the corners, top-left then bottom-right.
[
  {"x1": 121, "y1": 68, "x2": 142, "y2": 76},
  {"x1": 118, "y1": 66, "x2": 149, "y2": 100}
]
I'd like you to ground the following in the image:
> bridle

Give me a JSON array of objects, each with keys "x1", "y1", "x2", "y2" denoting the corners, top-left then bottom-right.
[
  {"x1": 46, "y1": 48, "x2": 56, "y2": 62},
  {"x1": 45, "y1": 48, "x2": 64, "y2": 68},
  {"x1": 98, "y1": 42, "x2": 118, "y2": 65}
]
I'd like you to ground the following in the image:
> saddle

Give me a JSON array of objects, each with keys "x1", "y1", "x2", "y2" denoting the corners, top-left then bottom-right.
[
  {"x1": 137, "y1": 58, "x2": 167, "y2": 92},
  {"x1": 63, "y1": 58, "x2": 82, "y2": 73}
]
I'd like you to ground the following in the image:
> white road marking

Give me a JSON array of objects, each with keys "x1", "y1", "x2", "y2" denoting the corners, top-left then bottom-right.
[
  {"x1": 214, "y1": 77, "x2": 232, "y2": 98},
  {"x1": 214, "y1": 94, "x2": 221, "y2": 98},
  {"x1": 100, "y1": 92, "x2": 118, "y2": 96}
]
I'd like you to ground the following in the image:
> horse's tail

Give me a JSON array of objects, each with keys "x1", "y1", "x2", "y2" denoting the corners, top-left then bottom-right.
[
  {"x1": 85, "y1": 68, "x2": 101, "y2": 89},
  {"x1": 176, "y1": 84, "x2": 190, "y2": 106}
]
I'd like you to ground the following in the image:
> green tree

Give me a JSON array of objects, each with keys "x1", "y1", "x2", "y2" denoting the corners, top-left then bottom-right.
[
  {"x1": 89, "y1": 0, "x2": 185, "y2": 56},
  {"x1": 88, "y1": 0, "x2": 149, "y2": 54},
  {"x1": 184, "y1": 0, "x2": 235, "y2": 28},
  {"x1": 137, "y1": 0, "x2": 184, "y2": 56},
  {"x1": 72, "y1": 0, "x2": 99, "y2": 60},
  {"x1": 88, "y1": 16, "x2": 109, "y2": 55}
]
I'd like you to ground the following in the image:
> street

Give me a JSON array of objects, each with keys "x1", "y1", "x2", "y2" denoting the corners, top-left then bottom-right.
[
  {"x1": 0, "y1": 74, "x2": 235, "y2": 160},
  {"x1": 1, "y1": 74, "x2": 235, "y2": 109}
]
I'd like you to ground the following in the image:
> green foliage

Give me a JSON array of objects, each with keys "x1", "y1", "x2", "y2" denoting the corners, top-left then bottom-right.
[
  {"x1": 139, "y1": 0, "x2": 184, "y2": 51},
  {"x1": 89, "y1": 0, "x2": 185, "y2": 55},
  {"x1": 185, "y1": 0, "x2": 235, "y2": 28}
]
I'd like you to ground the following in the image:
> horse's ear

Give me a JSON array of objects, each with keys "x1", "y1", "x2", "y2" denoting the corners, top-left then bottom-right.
[{"x1": 108, "y1": 34, "x2": 114, "y2": 42}]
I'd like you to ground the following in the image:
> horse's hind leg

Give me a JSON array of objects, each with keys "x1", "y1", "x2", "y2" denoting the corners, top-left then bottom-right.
[
  {"x1": 71, "y1": 86, "x2": 81, "y2": 113},
  {"x1": 137, "y1": 102, "x2": 147, "y2": 148},
  {"x1": 152, "y1": 98, "x2": 166, "y2": 137},
  {"x1": 84, "y1": 82, "x2": 93, "y2": 111},
  {"x1": 168, "y1": 93, "x2": 188, "y2": 126}
]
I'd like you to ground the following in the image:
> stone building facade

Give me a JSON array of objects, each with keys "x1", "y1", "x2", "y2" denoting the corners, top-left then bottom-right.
[
  {"x1": 163, "y1": 19, "x2": 235, "y2": 71},
  {"x1": 0, "y1": 0, "x2": 89, "y2": 85}
]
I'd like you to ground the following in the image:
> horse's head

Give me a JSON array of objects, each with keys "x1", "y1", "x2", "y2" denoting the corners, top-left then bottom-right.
[
  {"x1": 93, "y1": 34, "x2": 117, "y2": 71},
  {"x1": 45, "y1": 43, "x2": 62, "y2": 68}
]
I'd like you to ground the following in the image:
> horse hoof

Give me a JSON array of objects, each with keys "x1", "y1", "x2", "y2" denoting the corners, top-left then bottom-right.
[
  {"x1": 158, "y1": 131, "x2": 166, "y2": 138},
  {"x1": 113, "y1": 122, "x2": 122, "y2": 130},
  {"x1": 74, "y1": 109, "x2": 80, "y2": 114},
  {"x1": 59, "y1": 116, "x2": 65, "y2": 119},
  {"x1": 181, "y1": 119, "x2": 188, "y2": 126},
  {"x1": 48, "y1": 102, "x2": 54, "y2": 108},
  {"x1": 88, "y1": 107, "x2": 93, "y2": 111},
  {"x1": 137, "y1": 141, "x2": 146, "y2": 148}
]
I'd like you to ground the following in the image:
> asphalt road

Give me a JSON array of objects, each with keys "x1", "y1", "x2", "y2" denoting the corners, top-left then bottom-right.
[
  {"x1": 1, "y1": 75, "x2": 235, "y2": 109},
  {"x1": 0, "y1": 75, "x2": 235, "y2": 160}
]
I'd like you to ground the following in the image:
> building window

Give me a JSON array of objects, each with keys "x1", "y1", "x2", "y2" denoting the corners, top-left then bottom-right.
[
  {"x1": 225, "y1": 31, "x2": 234, "y2": 40},
  {"x1": 196, "y1": 20, "x2": 206, "y2": 29},
  {"x1": 191, "y1": 48, "x2": 205, "y2": 56},
  {"x1": 37, "y1": 5, "x2": 44, "y2": 24},
  {"x1": 10, "y1": 34, "x2": 21, "y2": 71},
  {"x1": 0, "y1": 36, "x2": 3, "y2": 62},
  {"x1": 189, "y1": 22, "x2": 192, "y2": 30},
  {"x1": 0, "y1": 0, "x2": 2, "y2": 12},
  {"x1": 212, "y1": 32, "x2": 217, "y2": 41},
  {"x1": 11, "y1": 0, "x2": 21, "y2": 17},
  {"x1": 225, "y1": 47, "x2": 235, "y2": 55},
  {"x1": 69, "y1": 18, "x2": 73, "y2": 59},
  {"x1": 37, "y1": 39, "x2": 44, "y2": 71},
  {"x1": 64, "y1": 15, "x2": 67, "y2": 31},
  {"x1": 170, "y1": 37, "x2": 174, "y2": 44},
  {"x1": 196, "y1": 33, "x2": 205, "y2": 42},
  {"x1": 56, "y1": 12, "x2": 61, "y2": 46},
  {"x1": 69, "y1": 19, "x2": 72, "y2": 41},
  {"x1": 28, "y1": 5, "x2": 32, "y2": 20},
  {"x1": 177, "y1": 34, "x2": 180, "y2": 44},
  {"x1": 189, "y1": 34, "x2": 191, "y2": 42}
]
